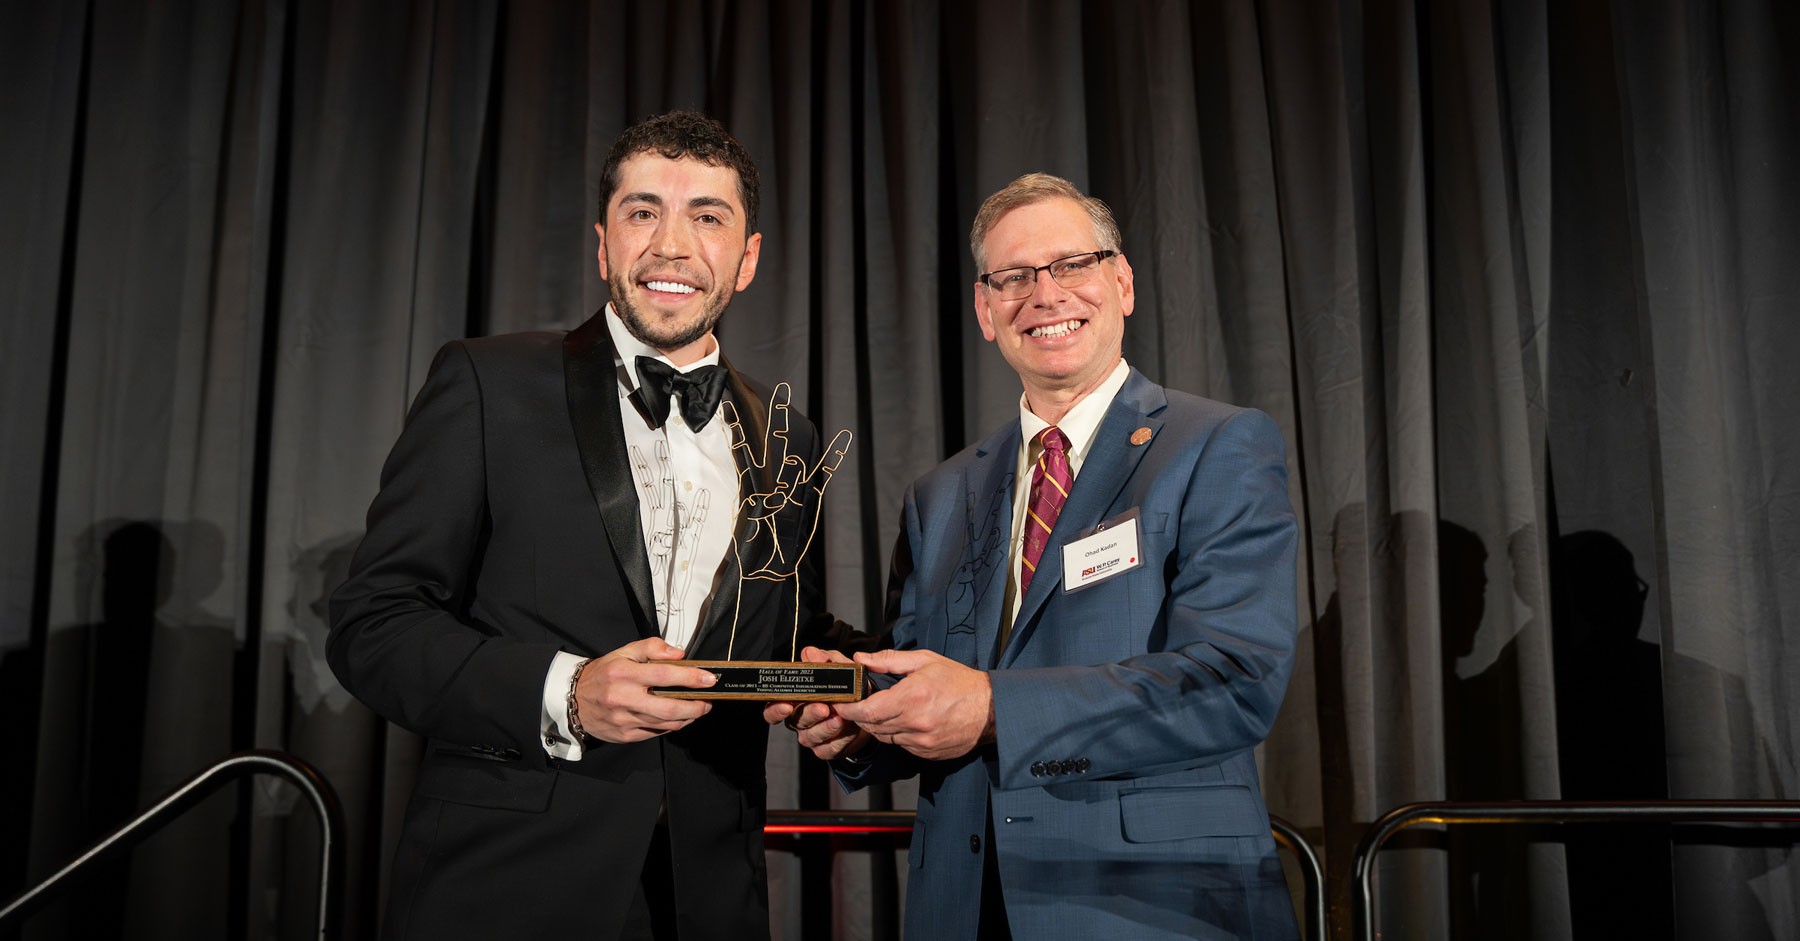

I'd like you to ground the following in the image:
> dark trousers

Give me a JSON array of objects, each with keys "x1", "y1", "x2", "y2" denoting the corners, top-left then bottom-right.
[{"x1": 620, "y1": 822, "x2": 679, "y2": 941}]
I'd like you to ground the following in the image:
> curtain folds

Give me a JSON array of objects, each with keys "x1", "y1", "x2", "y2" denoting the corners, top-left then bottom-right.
[{"x1": 3, "y1": 1, "x2": 1794, "y2": 938}]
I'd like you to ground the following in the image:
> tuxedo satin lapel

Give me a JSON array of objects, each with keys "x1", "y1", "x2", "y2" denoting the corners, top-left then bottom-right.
[
  {"x1": 564, "y1": 313, "x2": 657, "y2": 635},
  {"x1": 686, "y1": 361, "x2": 768, "y2": 659},
  {"x1": 961, "y1": 423, "x2": 1020, "y2": 670},
  {"x1": 1002, "y1": 371, "x2": 1167, "y2": 666}
]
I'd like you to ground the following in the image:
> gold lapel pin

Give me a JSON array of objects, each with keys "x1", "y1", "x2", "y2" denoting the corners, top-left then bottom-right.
[{"x1": 1130, "y1": 427, "x2": 1153, "y2": 446}]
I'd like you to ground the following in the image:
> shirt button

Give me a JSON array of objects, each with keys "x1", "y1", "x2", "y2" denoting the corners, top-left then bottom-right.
[
  {"x1": 683, "y1": 480, "x2": 694, "y2": 491},
  {"x1": 969, "y1": 834, "x2": 981, "y2": 853},
  {"x1": 680, "y1": 561, "x2": 689, "y2": 571}
]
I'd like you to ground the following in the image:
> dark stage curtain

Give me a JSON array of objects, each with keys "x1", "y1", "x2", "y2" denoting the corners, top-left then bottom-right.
[{"x1": 3, "y1": 1, "x2": 1796, "y2": 939}]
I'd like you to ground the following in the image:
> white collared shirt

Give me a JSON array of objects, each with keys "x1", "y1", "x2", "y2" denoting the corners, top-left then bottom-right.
[
  {"x1": 540, "y1": 304, "x2": 739, "y2": 759},
  {"x1": 999, "y1": 358, "x2": 1132, "y2": 649}
]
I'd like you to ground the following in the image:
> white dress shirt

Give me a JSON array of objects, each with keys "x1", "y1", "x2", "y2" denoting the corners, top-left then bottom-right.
[
  {"x1": 539, "y1": 305, "x2": 740, "y2": 759},
  {"x1": 998, "y1": 358, "x2": 1132, "y2": 650}
]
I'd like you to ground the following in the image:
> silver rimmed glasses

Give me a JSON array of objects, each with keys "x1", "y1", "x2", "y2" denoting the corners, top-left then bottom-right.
[{"x1": 978, "y1": 250, "x2": 1119, "y2": 300}]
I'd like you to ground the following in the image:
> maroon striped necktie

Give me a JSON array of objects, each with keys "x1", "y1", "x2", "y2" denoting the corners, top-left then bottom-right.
[{"x1": 1020, "y1": 426, "x2": 1073, "y2": 595}]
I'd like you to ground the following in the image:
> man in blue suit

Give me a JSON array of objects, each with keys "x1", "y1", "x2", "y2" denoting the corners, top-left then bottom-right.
[{"x1": 770, "y1": 173, "x2": 1300, "y2": 939}]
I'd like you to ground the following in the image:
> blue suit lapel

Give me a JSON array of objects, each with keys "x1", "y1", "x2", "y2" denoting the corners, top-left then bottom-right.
[
  {"x1": 956, "y1": 423, "x2": 1018, "y2": 669},
  {"x1": 1001, "y1": 370, "x2": 1166, "y2": 667}
]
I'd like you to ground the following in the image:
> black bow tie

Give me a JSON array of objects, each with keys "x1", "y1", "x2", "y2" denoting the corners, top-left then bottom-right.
[{"x1": 634, "y1": 356, "x2": 728, "y2": 431}]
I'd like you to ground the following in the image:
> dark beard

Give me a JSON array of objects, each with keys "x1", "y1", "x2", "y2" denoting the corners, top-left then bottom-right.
[{"x1": 609, "y1": 269, "x2": 734, "y2": 353}]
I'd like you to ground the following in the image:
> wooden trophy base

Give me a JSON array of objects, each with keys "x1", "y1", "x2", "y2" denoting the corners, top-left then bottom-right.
[{"x1": 650, "y1": 660, "x2": 866, "y2": 702}]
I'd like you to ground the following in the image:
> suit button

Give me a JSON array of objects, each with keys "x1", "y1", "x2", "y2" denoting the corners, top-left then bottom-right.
[
  {"x1": 1055, "y1": 760, "x2": 1071, "y2": 774},
  {"x1": 970, "y1": 834, "x2": 981, "y2": 853},
  {"x1": 1076, "y1": 758, "x2": 1090, "y2": 772},
  {"x1": 1030, "y1": 762, "x2": 1046, "y2": 777}
]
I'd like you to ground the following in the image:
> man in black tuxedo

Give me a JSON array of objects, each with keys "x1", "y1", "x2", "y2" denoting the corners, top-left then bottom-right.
[{"x1": 329, "y1": 111, "x2": 860, "y2": 940}]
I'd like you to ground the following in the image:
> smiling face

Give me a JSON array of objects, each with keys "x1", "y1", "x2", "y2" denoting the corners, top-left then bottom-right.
[
  {"x1": 974, "y1": 197, "x2": 1134, "y2": 409},
  {"x1": 596, "y1": 153, "x2": 762, "y2": 364}
]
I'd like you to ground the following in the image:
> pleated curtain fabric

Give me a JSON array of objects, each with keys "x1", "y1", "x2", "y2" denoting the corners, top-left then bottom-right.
[{"x1": 1, "y1": 2, "x2": 1795, "y2": 939}]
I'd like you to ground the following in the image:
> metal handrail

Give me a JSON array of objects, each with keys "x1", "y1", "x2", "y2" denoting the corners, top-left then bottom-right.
[
  {"x1": 766, "y1": 809, "x2": 918, "y2": 833},
  {"x1": 0, "y1": 749, "x2": 344, "y2": 939},
  {"x1": 1351, "y1": 800, "x2": 1800, "y2": 941},
  {"x1": 767, "y1": 809, "x2": 1326, "y2": 941},
  {"x1": 1269, "y1": 814, "x2": 1327, "y2": 941}
]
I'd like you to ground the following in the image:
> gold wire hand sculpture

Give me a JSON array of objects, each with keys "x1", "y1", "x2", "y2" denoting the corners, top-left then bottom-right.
[{"x1": 718, "y1": 382, "x2": 851, "y2": 658}]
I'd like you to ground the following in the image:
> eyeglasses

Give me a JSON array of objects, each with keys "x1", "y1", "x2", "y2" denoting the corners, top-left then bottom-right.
[{"x1": 978, "y1": 250, "x2": 1118, "y2": 300}]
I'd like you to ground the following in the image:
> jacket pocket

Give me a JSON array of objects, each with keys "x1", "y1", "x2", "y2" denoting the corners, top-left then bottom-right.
[
  {"x1": 1118, "y1": 784, "x2": 1265, "y2": 843},
  {"x1": 412, "y1": 750, "x2": 556, "y2": 812}
]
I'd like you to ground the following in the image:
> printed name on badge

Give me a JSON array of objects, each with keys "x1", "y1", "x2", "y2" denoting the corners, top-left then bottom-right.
[{"x1": 1062, "y1": 515, "x2": 1142, "y2": 592}]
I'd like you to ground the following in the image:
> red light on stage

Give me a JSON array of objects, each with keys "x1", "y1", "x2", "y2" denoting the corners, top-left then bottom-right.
[
  {"x1": 764, "y1": 825, "x2": 914, "y2": 834},
  {"x1": 764, "y1": 811, "x2": 917, "y2": 834}
]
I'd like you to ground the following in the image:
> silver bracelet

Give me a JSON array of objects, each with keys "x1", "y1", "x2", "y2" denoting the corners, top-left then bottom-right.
[{"x1": 566, "y1": 657, "x2": 595, "y2": 742}]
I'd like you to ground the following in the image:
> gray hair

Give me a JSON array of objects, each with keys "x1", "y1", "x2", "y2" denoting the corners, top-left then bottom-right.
[{"x1": 969, "y1": 173, "x2": 1122, "y2": 273}]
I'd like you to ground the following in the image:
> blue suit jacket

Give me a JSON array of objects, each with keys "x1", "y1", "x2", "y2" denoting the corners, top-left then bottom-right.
[{"x1": 841, "y1": 369, "x2": 1300, "y2": 940}]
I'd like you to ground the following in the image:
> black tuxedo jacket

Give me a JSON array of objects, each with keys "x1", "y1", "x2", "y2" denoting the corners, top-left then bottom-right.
[{"x1": 328, "y1": 312, "x2": 859, "y2": 939}]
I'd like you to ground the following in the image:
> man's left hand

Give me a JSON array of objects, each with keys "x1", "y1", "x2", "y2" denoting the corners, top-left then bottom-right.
[
  {"x1": 835, "y1": 649, "x2": 995, "y2": 761},
  {"x1": 763, "y1": 647, "x2": 871, "y2": 761}
]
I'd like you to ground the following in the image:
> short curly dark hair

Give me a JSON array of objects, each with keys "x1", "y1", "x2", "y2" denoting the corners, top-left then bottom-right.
[{"x1": 597, "y1": 111, "x2": 761, "y2": 234}]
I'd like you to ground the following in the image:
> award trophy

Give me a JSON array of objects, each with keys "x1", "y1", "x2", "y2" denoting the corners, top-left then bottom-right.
[{"x1": 651, "y1": 383, "x2": 865, "y2": 703}]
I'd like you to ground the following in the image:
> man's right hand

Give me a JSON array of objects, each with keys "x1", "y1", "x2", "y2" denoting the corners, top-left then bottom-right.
[
  {"x1": 575, "y1": 637, "x2": 716, "y2": 743},
  {"x1": 763, "y1": 646, "x2": 872, "y2": 761}
]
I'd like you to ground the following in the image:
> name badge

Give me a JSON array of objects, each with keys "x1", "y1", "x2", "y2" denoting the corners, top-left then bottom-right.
[{"x1": 1061, "y1": 509, "x2": 1143, "y2": 592}]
